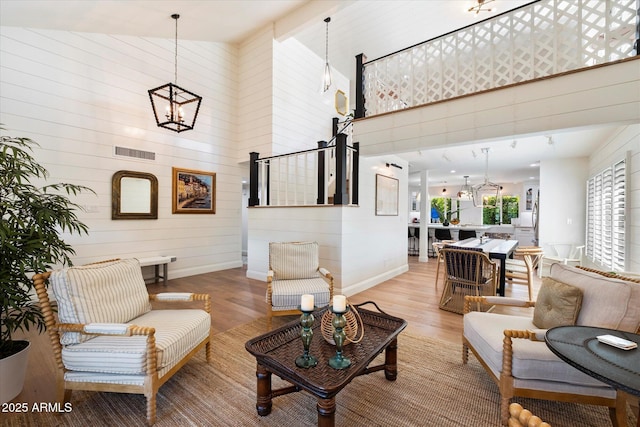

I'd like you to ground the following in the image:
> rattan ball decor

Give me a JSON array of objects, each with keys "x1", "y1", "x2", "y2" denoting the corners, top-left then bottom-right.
[{"x1": 321, "y1": 301, "x2": 364, "y2": 346}]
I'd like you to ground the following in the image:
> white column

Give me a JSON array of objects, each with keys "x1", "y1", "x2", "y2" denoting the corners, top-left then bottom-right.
[{"x1": 419, "y1": 170, "x2": 429, "y2": 262}]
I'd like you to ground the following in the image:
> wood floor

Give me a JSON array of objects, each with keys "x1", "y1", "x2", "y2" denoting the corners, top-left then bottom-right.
[{"x1": 11, "y1": 255, "x2": 537, "y2": 407}]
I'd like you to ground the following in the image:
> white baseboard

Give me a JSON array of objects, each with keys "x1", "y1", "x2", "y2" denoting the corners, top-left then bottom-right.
[{"x1": 341, "y1": 264, "x2": 409, "y2": 297}]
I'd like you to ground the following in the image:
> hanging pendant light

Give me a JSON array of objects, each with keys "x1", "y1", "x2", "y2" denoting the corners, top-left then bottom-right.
[
  {"x1": 472, "y1": 148, "x2": 500, "y2": 208},
  {"x1": 457, "y1": 175, "x2": 473, "y2": 201},
  {"x1": 322, "y1": 17, "x2": 332, "y2": 93},
  {"x1": 148, "y1": 13, "x2": 202, "y2": 133}
]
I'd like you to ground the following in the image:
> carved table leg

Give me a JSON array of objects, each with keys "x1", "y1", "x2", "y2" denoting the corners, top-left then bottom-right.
[
  {"x1": 317, "y1": 397, "x2": 336, "y2": 427},
  {"x1": 256, "y1": 363, "x2": 272, "y2": 416},
  {"x1": 384, "y1": 338, "x2": 398, "y2": 381}
]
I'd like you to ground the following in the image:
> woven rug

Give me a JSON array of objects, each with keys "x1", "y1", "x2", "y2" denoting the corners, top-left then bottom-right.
[{"x1": 4, "y1": 318, "x2": 637, "y2": 427}]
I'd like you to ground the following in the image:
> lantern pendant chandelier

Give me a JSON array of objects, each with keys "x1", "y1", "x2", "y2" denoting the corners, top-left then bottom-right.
[
  {"x1": 472, "y1": 148, "x2": 500, "y2": 208},
  {"x1": 148, "y1": 13, "x2": 202, "y2": 133},
  {"x1": 457, "y1": 175, "x2": 473, "y2": 201},
  {"x1": 322, "y1": 17, "x2": 332, "y2": 92}
]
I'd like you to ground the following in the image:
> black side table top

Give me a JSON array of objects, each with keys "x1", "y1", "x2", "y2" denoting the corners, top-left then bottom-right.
[{"x1": 545, "y1": 325, "x2": 640, "y2": 397}]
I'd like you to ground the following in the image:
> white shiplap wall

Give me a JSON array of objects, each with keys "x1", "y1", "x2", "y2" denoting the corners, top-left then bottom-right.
[
  {"x1": 0, "y1": 27, "x2": 243, "y2": 278},
  {"x1": 247, "y1": 155, "x2": 409, "y2": 295}
]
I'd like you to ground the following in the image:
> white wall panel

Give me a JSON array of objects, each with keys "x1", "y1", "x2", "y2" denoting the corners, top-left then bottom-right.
[{"x1": 0, "y1": 26, "x2": 243, "y2": 279}]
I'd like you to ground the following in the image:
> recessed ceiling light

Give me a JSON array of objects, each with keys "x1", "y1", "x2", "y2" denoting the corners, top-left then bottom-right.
[
  {"x1": 450, "y1": 170, "x2": 456, "y2": 173},
  {"x1": 530, "y1": 163, "x2": 539, "y2": 167}
]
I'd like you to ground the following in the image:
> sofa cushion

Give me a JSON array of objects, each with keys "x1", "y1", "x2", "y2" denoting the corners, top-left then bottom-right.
[
  {"x1": 533, "y1": 278, "x2": 583, "y2": 329},
  {"x1": 464, "y1": 311, "x2": 608, "y2": 388},
  {"x1": 268, "y1": 277, "x2": 331, "y2": 310},
  {"x1": 49, "y1": 259, "x2": 151, "y2": 344},
  {"x1": 269, "y1": 242, "x2": 319, "y2": 280},
  {"x1": 550, "y1": 264, "x2": 637, "y2": 331},
  {"x1": 61, "y1": 309, "x2": 210, "y2": 374}
]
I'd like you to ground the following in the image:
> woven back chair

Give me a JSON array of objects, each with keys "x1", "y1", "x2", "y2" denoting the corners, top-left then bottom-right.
[
  {"x1": 439, "y1": 247, "x2": 497, "y2": 314},
  {"x1": 266, "y1": 241, "x2": 333, "y2": 329}
]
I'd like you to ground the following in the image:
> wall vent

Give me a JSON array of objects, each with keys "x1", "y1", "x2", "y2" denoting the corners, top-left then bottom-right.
[{"x1": 114, "y1": 146, "x2": 155, "y2": 161}]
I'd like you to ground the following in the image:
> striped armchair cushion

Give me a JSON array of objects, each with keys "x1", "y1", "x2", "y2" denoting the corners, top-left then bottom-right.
[
  {"x1": 61, "y1": 309, "x2": 211, "y2": 375},
  {"x1": 269, "y1": 241, "x2": 319, "y2": 280},
  {"x1": 49, "y1": 259, "x2": 151, "y2": 345},
  {"x1": 270, "y1": 277, "x2": 331, "y2": 311}
]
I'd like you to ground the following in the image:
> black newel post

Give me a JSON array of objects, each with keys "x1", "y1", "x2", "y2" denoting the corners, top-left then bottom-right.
[
  {"x1": 355, "y1": 53, "x2": 365, "y2": 119},
  {"x1": 317, "y1": 141, "x2": 327, "y2": 204},
  {"x1": 351, "y1": 142, "x2": 359, "y2": 205},
  {"x1": 249, "y1": 152, "x2": 260, "y2": 207},
  {"x1": 332, "y1": 117, "x2": 339, "y2": 137},
  {"x1": 334, "y1": 134, "x2": 348, "y2": 205}
]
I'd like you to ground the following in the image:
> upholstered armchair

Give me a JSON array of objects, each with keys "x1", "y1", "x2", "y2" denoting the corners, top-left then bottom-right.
[
  {"x1": 32, "y1": 258, "x2": 212, "y2": 425},
  {"x1": 462, "y1": 263, "x2": 640, "y2": 426},
  {"x1": 266, "y1": 241, "x2": 333, "y2": 329}
]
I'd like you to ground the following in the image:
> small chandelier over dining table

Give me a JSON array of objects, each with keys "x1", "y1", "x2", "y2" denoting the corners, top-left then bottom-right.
[{"x1": 148, "y1": 13, "x2": 202, "y2": 133}]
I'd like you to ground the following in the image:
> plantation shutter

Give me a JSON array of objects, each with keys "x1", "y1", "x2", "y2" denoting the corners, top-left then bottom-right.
[{"x1": 585, "y1": 158, "x2": 626, "y2": 271}]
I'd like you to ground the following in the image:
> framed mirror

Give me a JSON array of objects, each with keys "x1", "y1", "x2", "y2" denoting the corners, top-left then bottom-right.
[
  {"x1": 112, "y1": 170, "x2": 158, "y2": 220},
  {"x1": 334, "y1": 89, "x2": 348, "y2": 116}
]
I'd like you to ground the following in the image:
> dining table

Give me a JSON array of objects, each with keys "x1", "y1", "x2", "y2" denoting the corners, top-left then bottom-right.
[{"x1": 452, "y1": 237, "x2": 519, "y2": 296}]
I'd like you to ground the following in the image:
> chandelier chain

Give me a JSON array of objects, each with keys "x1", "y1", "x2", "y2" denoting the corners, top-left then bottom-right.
[{"x1": 173, "y1": 14, "x2": 179, "y2": 84}]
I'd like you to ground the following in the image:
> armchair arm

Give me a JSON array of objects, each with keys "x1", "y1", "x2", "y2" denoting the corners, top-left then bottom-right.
[
  {"x1": 56, "y1": 322, "x2": 156, "y2": 337},
  {"x1": 152, "y1": 292, "x2": 193, "y2": 301},
  {"x1": 267, "y1": 270, "x2": 274, "y2": 283},
  {"x1": 463, "y1": 296, "x2": 535, "y2": 314},
  {"x1": 319, "y1": 267, "x2": 331, "y2": 278}
]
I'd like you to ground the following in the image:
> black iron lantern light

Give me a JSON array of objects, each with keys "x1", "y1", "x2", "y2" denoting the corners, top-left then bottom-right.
[{"x1": 148, "y1": 14, "x2": 202, "y2": 133}]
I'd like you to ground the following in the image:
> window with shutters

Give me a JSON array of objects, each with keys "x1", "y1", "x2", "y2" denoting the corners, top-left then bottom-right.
[{"x1": 585, "y1": 158, "x2": 626, "y2": 271}]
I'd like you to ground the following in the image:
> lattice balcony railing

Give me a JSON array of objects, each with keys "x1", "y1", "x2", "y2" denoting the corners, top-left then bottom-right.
[{"x1": 358, "y1": 0, "x2": 638, "y2": 117}]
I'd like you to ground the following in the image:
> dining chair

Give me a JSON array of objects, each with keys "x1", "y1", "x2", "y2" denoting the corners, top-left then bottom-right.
[
  {"x1": 439, "y1": 247, "x2": 497, "y2": 314},
  {"x1": 458, "y1": 229, "x2": 476, "y2": 240},
  {"x1": 434, "y1": 228, "x2": 452, "y2": 241},
  {"x1": 504, "y1": 246, "x2": 544, "y2": 300}
]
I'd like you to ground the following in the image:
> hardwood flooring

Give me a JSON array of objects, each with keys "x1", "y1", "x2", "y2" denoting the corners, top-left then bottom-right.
[{"x1": 10, "y1": 255, "x2": 537, "y2": 407}]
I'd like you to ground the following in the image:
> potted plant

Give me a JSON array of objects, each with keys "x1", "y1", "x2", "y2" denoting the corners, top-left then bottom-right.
[{"x1": 0, "y1": 127, "x2": 93, "y2": 403}]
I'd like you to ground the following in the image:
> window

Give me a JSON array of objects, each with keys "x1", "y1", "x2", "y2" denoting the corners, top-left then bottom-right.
[
  {"x1": 482, "y1": 196, "x2": 519, "y2": 225},
  {"x1": 586, "y1": 158, "x2": 626, "y2": 271},
  {"x1": 431, "y1": 198, "x2": 458, "y2": 223}
]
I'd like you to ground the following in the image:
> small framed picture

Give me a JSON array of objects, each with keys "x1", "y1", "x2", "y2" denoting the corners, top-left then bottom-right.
[
  {"x1": 375, "y1": 174, "x2": 399, "y2": 216},
  {"x1": 172, "y1": 167, "x2": 216, "y2": 214}
]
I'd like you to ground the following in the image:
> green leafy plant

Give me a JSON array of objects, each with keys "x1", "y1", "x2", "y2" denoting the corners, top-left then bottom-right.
[{"x1": 0, "y1": 128, "x2": 93, "y2": 358}]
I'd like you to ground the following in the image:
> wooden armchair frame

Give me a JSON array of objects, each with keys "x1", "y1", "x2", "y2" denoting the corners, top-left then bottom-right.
[
  {"x1": 32, "y1": 270, "x2": 212, "y2": 425},
  {"x1": 462, "y1": 294, "x2": 638, "y2": 426}
]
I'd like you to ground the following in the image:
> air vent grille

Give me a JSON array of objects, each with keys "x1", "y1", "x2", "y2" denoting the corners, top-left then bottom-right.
[{"x1": 114, "y1": 146, "x2": 155, "y2": 161}]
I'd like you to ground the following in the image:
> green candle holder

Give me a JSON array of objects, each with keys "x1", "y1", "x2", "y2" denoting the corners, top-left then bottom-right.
[
  {"x1": 328, "y1": 306, "x2": 351, "y2": 370},
  {"x1": 295, "y1": 308, "x2": 318, "y2": 368}
]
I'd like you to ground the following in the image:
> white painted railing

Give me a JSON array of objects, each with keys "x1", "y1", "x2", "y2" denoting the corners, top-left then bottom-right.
[{"x1": 357, "y1": 0, "x2": 638, "y2": 117}]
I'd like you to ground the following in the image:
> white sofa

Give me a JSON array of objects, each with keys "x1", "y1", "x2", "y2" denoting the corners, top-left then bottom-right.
[{"x1": 462, "y1": 263, "x2": 640, "y2": 426}]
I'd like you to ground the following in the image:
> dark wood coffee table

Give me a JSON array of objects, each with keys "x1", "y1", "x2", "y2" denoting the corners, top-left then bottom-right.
[{"x1": 245, "y1": 303, "x2": 407, "y2": 427}]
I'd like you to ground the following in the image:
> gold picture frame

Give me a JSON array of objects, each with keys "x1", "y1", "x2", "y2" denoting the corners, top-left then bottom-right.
[
  {"x1": 112, "y1": 170, "x2": 158, "y2": 220},
  {"x1": 335, "y1": 89, "x2": 348, "y2": 116},
  {"x1": 172, "y1": 167, "x2": 216, "y2": 214}
]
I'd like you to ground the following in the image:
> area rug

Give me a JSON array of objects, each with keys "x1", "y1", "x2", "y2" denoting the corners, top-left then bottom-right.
[{"x1": 4, "y1": 318, "x2": 637, "y2": 427}]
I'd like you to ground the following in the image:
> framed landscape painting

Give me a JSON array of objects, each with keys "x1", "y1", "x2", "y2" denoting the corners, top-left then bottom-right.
[{"x1": 172, "y1": 167, "x2": 216, "y2": 214}]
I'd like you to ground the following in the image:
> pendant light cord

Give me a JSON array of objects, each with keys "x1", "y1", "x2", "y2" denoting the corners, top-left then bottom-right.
[
  {"x1": 172, "y1": 14, "x2": 179, "y2": 85},
  {"x1": 324, "y1": 17, "x2": 330, "y2": 65}
]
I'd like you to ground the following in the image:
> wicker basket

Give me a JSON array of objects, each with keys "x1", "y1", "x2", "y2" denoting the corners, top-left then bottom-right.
[{"x1": 320, "y1": 302, "x2": 364, "y2": 346}]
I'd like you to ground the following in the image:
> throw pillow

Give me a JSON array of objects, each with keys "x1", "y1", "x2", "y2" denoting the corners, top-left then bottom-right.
[{"x1": 533, "y1": 277, "x2": 583, "y2": 329}]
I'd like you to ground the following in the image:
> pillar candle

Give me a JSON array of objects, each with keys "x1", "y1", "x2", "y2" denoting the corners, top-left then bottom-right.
[
  {"x1": 333, "y1": 295, "x2": 347, "y2": 312},
  {"x1": 301, "y1": 294, "x2": 314, "y2": 311}
]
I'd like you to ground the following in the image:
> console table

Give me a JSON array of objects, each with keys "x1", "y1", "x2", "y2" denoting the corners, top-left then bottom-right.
[{"x1": 138, "y1": 255, "x2": 177, "y2": 286}]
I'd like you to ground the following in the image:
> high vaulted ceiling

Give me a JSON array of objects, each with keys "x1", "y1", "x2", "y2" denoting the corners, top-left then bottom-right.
[{"x1": 0, "y1": 0, "x2": 618, "y2": 186}]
